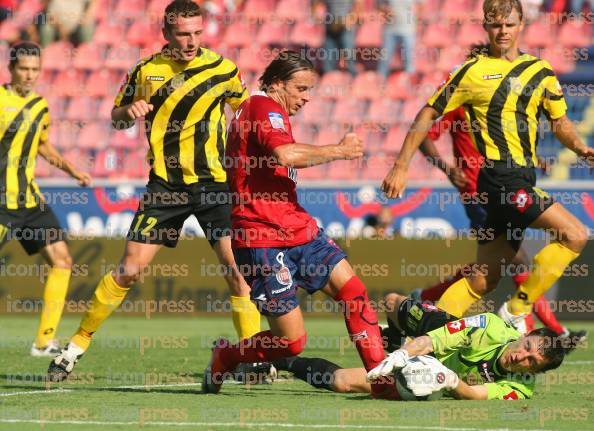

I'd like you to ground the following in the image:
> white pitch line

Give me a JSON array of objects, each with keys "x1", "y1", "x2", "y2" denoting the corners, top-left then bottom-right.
[
  {"x1": 0, "y1": 389, "x2": 72, "y2": 397},
  {"x1": 0, "y1": 419, "x2": 551, "y2": 431},
  {"x1": 565, "y1": 360, "x2": 594, "y2": 365}
]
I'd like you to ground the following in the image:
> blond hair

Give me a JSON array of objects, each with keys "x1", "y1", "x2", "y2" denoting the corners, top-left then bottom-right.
[{"x1": 483, "y1": 0, "x2": 523, "y2": 24}]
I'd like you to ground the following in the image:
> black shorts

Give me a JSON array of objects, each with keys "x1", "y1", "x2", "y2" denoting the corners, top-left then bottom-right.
[
  {"x1": 0, "y1": 205, "x2": 66, "y2": 255},
  {"x1": 127, "y1": 178, "x2": 232, "y2": 248},
  {"x1": 477, "y1": 161, "x2": 554, "y2": 251},
  {"x1": 396, "y1": 298, "x2": 457, "y2": 337}
]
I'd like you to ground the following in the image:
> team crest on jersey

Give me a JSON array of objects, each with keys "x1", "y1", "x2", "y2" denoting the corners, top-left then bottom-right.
[
  {"x1": 171, "y1": 74, "x2": 185, "y2": 89},
  {"x1": 503, "y1": 391, "x2": 519, "y2": 400},
  {"x1": 509, "y1": 77, "x2": 524, "y2": 96},
  {"x1": 147, "y1": 75, "x2": 165, "y2": 81},
  {"x1": 268, "y1": 112, "x2": 285, "y2": 130},
  {"x1": 275, "y1": 252, "x2": 292, "y2": 286},
  {"x1": 482, "y1": 74, "x2": 503, "y2": 80},
  {"x1": 511, "y1": 189, "x2": 533, "y2": 213},
  {"x1": 446, "y1": 319, "x2": 466, "y2": 333}
]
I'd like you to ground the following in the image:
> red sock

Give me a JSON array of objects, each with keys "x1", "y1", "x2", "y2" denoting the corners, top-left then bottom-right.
[
  {"x1": 219, "y1": 330, "x2": 307, "y2": 369},
  {"x1": 420, "y1": 267, "x2": 466, "y2": 302},
  {"x1": 533, "y1": 297, "x2": 564, "y2": 335},
  {"x1": 525, "y1": 312, "x2": 535, "y2": 333},
  {"x1": 512, "y1": 271, "x2": 530, "y2": 287},
  {"x1": 334, "y1": 276, "x2": 385, "y2": 371}
]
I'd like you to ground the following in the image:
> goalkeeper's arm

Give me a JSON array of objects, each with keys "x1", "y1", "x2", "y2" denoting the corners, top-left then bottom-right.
[
  {"x1": 449, "y1": 381, "x2": 488, "y2": 400},
  {"x1": 401, "y1": 335, "x2": 433, "y2": 356}
]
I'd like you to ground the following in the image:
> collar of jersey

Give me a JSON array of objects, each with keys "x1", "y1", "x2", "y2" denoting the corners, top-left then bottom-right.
[{"x1": 160, "y1": 45, "x2": 205, "y2": 68}]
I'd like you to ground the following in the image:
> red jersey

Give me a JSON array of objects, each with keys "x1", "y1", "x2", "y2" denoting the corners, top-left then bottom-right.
[
  {"x1": 226, "y1": 94, "x2": 318, "y2": 248},
  {"x1": 427, "y1": 106, "x2": 483, "y2": 195}
]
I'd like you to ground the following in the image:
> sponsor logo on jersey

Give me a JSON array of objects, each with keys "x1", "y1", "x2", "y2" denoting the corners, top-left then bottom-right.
[
  {"x1": 446, "y1": 319, "x2": 466, "y2": 333},
  {"x1": 463, "y1": 314, "x2": 486, "y2": 328},
  {"x1": 147, "y1": 76, "x2": 165, "y2": 81},
  {"x1": 275, "y1": 252, "x2": 292, "y2": 286},
  {"x1": 272, "y1": 285, "x2": 291, "y2": 295},
  {"x1": 410, "y1": 305, "x2": 424, "y2": 321},
  {"x1": 482, "y1": 74, "x2": 503, "y2": 80},
  {"x1": 254, "y1": 293, "x2": 267, "y2": 301},
  {"x1": 436, "y1": 372, "x2": 445, "y2": 384},
  {"x1": 503, "y1": 390, "x2": 519, "y2": 400},
  {"x1": 512, "y1": 189, "x2": 533, "y2": 213},
  {"x1": 268, "y1": 112, "x2": 285, "y2": 130}
]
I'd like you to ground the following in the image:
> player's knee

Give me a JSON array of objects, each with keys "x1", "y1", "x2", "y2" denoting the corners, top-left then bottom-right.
[
  {"x1": 286, "y1": 333, "x2": 307, "y2": 356},
  {"x1": 52, "y1": 253, "x2": 72, "y2": 270},
  {"x1": 384, "y1": 293, "x2": 403, "y2": 312},
  {"x1": 470, "y1": 273, "x2": 490, "y2": 295},
  {"x1": 331, "y1": 370, "x2": 350, "y2": 393},
  {"x1": 562, "y1": 223, "x2": 588, "y2": 253}
]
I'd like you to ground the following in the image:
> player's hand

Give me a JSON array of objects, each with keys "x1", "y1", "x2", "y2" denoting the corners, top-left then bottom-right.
[
  {"x1": 125, "y1": 100, "x2": 154, "y2": 121},
  {"x1": 381, "y1": 165, "x2": 407, "y2": 198},
  {"x1": 576, "y1": 146, "x2": 594, "y2": 168},
  {"x1": 402, "y1": 355, "x2": 459, "y2": 397},
  {"x1": 446, "y1": 166, "x2": 469, "y2": 189},
  {"x1": 338, "y1": 132, "x2": 364, "y2": 160},
  {"x1": 74, "y1": 171, "x2": 92, "y2": 187},
  {"x1": 537, "y1": 156, "x2": 552, "y2": 175},
  {"x1": 366, "y1": 349, "x2": 409, "y2": 381}
]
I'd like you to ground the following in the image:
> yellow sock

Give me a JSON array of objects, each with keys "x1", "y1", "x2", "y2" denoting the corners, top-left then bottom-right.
[
  {"x1": 71, "y1": 273, "x2": 129, "y2": 351},
  {"x1": 35, "y1": 268, "x2": 71, "y2": 348},
  {"x1": 436, "y1": 277, "x2": 481, "y2": 318},
  {"x1": 509, "y1": 242, "x2": 579, "y2": 315},
  {"x1": 230, "y1": 295, "x2": 261, "y2": 339}
]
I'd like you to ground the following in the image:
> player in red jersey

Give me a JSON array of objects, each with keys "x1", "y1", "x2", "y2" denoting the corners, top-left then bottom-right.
[{"x1": 203, "y1": 51, "x2": 393, "y2": 398}]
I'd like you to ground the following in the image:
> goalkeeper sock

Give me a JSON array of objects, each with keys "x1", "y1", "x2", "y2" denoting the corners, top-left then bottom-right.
[
  {"x1": 533, "y1": 296, "x2": 564, "y2": 334},
  {"x1": 436, "y1": 277, "x2": 481, "y2": 318},
  {"x1": 420, "y1": 266, "x2": 466, "y2": 302},
  {"x1": 334, "y1": 276, "x2": 385, "y2": 371},
  {"x1": 71, "y1": 273, "x2": 129, "y2": 352},
  {"x1": 230, "y1": 295, "x2": 261, "y2": 340},
  {"x1": 509, "y1": 242, "x2": 579, "y2": 315},
  {"x1": 34, "y1": 268, "x2": 71, "y2": 348},
  {"x1": 219, "y1": 331, "x2": 307, "y2": 370},
  {"x1": 272, "y1": 356, "x2": 341, "y2": 391}
]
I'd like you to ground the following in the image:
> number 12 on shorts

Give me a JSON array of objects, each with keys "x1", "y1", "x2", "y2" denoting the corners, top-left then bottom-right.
[{"x1": 132, "y1": 214, "x2": 157, "y2": 236}]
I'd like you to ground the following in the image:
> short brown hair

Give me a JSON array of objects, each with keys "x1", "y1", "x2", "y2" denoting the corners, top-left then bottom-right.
[
  {"x1": 164, "y1": 0, "x2": 203, "y2": 31},
  {"x1": 9, "y1": 41, "x2": 41, "y2": 69},
  {"x1": 483, "y1": 0, "x2": 523, "y2": 24},
  {"x1": 259, "y1": 50, "x2": 315, "y2": 91}
]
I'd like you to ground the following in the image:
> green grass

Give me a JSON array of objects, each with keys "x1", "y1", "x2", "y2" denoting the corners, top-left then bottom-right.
[{"x1": 1, "y1": 316, "x2": 593, "y2": 431}]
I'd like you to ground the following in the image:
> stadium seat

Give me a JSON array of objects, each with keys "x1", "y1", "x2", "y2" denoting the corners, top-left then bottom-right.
[
  {"x1": 85, "y1": 70, "x2": 119, "y2": 97},
  {"x1": 0, "y1": 20, "x2": 20, "y2": 41},
  {"x1": 351, "y1": 71, "x2": 385, "y2": 100},
  {"x1": 236, "y1": 46, "x2": 267, "y2": 74},
  {"x1": 300, "y1": 98, "x2": 334, "y2": 127},
  {"x1": 365, "y1": 99, "x2": 401, "y2": 126},
  {"x1": 290, "y1": 21, "x2": 324, "y2": 48},
  {"x1": 314, "y1": 128, "x2": 344, "y2": 148},
  {"x1": 298, "y1": 164, "x2": 325, "y2": 180},
  {"x1": 93, "y1": 149, "x2": 123, "y2": 178},
  {"x1": 362, "y1": 153, "x2": 392, "y2": 180},
  {"x1": 327, "y1": 159, "x2": 362, "y2": 180},
  {"x1": 123, "y1": 149, "x2": 149, "y2": 178},
  {"x1": 541, "y1": 47, "x2": 575, "y2": 75},
  {"x1": 385, "y1": 72, "x2": 414, "y2": 100},
  {"x1": 222, "y1": 21, "x2": 253, "y2": 48},
  {"x1": 73, "y1": 43, "x2": 106, "y2": 70},
  {"x1": 291, "y1": 122, "x2": 316, "y2": 144},
  {"x1": 35, "y1": 158, "x2": 52, "y2": 178},
  {"x1": 384, "y1": 126, "x2": 407, "y2": 152},
  {"x1": 113, "y1": 0, "x2": 147, "y2": 21},
  {"x1": 65, "y1": 97, "x2": 97, "y2": 121},
  {"x1": 559, "y1": 19, "x2": 592, "y2": 49},
  {"x1": 126, "y1": 21, "x2": 159, "y2": 48},
  {"x1": 50, "y1": 70, "x2": 85, "y2": 97},
  {"x1": 111, "y1": 127, "x2": 143, "y2": 150},
  {"x1": 42, "y1": 42, "x2": 74, "y2": 71},
  {"x1": 421, "y1": 22, "x2": 453, "y2": 48},
  {"x1": 523, "y1": 21, "x2": 554, "y2": 49},
  {"x1": 316, "y1": 70, "x2": 352, "y2": 100},
  {"x1": 243, "y1": 0, "x2": 276, "y2": 23},
  {"x1": 93, "y1": 22, "x2": 127, "y2": 46},
  {"x1": 440, "y1": 0, "x2": 471, "y2": 24},
  {"x1": 437, "y1": 46, "x2": 467, "y2": 73},
  {"x1": 400, "y1": 98, "x2": 424, "y2": 126},
  {"x1": 257, "y1": 21, "x2": 290, "y2": 47},
  {"x1": 105, "y1": 45, "x2": 141, "y2": 71},
  {"x1": 355, "y1": 19, "x2": 383, "y2": 48},
  {"x1": 333, "y1": 98, "x2": 366, "y2": 126},
  {"x1": 78, "y1": 121, "x2": 111, "y2": 150},
  {"x1": 98, "y1": 96, "x2": 115, "y2": 120},
  {"x1": 275, "y1": 0, "x2": 310, "y2": 23},
  {"x1": 456, "y1": 22, "x2": 485, "y2": 48}
]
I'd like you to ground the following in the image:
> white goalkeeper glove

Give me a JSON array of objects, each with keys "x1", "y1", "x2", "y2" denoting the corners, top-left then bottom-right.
[
  {"x1": 401, "y1": 355, "x2": 459, "y2": 397},
  {"x1": 366, "y1": 349, "x2": 409, "y2": 381}
]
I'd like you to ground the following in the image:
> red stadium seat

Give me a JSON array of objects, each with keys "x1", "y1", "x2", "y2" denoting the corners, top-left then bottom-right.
[
  {"x1": 422, "y1": 22, "x2": 453, "y2": 49},
  {"x1": 113, "y1": 0, "x2": 147, "y2": 21},
  {"x1": 94, "y1": 22, "x2": 127, "y2": 46},
  {"x1": 111, "y1": 127, "x2": 142, "y2": 150},
  {"x1": 123, "y1": 149, "x2": 149, "y2": 178},
  {"x1": 0, "y1": 20, "x2": 20, "y2": 41},
  {"x1": 35, "y1": 158, "x2": 52, "y2": 178},
  {"x1": 400, "y1": 98, "x2": 424, "y2": 126},
  {"x1": 316, "y1": 71, "x2": 352, "y2": 100},
  {"x1": 362, "y1": 153, "x2": 392, "y2": 180},
  {"x1": 65, "y1": 97, "x2": 97, "y2": 121},
  {"x1": 98, "y1": 97, "x2": 115, "y2": 120},
  {"x1": 541, "y1": 47, "x2": 575, "y2": 75},
  {"x1": 73, "y1": 43, "x2": 106, "y2": 71},
  {"x1": 523, "y1": 21, "x2": 554, "y2": 49},
  {"x1": 290, "y1": 21, "x2": 324, "y2": 48},
  {"x1": 85, "y1": 70, "x2": 120, "y2": 97},
  {"x1": 275, "y1": 0, "x2": 310, "y2": 23},
  {"x1": 440, "y1": 0, "x2": 471, "y2": 24},
  {"x1": 50, "y1": 70, "x2": 85, "y2": 97},
  {"x1": 222, "y1": 21, "x2": 253, "y2": 48},
  {"x1": 355, "y1": 19, "x2": 383, "y2": 48},
  {"x1": 559, "y1": 19, "x2": 592, "y2": 49},
  {"x1": 42, "y1": 42, "x2": 74, "y2": 71},
  {"x1": 105, "y1": 45, "x2": 141, "y2": 71},
  {"x1": 385, "y1": 72, "x2": 414, "y2": 100},
  {"x1": 257, "y1": 21, "x2": 290, "y2": 46},
  {"x1": 351, "y1": 71, "x2": 385, "y2": 100},
  {"x1": 93, "y1": 149, "x2": 124, "y2": 178},
  {"x1": 328, "y1": 159, "x2": 362, "y2": 180},
  {"x1": 314, "y1": 128, "x2": 344, "y2": 148},
  {"x1": 333, "y1": 99, "x2": 365, "y2": 126},
  {"x1": 366, "y1": 99, "x2": 401, "y2": 126},
  {"x1": 384, "y1": 126, "x2": 407, "y2": 152},
  {"x1": 56, "y1": 123, "x2": 80, "y2": 150},
  {"x1": 78, "y1": 121, "x2": 110, "y2": 149},
  {"x1": 298, "y1": 164, "x2": 326, "y2": 180},
  {"x1": 236, "y1": 46, "x2": 268, "y2": 74},
  {"x1": 291, "y1": 122, "x2": 315, "y2": 144},
  {"x1": 300, "y1": 99, "x2": 334, "y2": 127},
  {"x1": 126, "y1": 20, "x2": 159, "y2": 48},
  {"x1": 243, "y1": 0, "x2": 276, "y2": 23},
  {"x1": 437, "y1": 46, "x2": 467, "y2": 73},
  {"x1": 456, "y1": 22, "x2": 485, "y2": 48}
]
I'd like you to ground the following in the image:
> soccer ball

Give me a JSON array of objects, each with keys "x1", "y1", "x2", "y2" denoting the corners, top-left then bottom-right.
[{"x1": 394, "y1": 357, "x2": 445, "y2": 401}]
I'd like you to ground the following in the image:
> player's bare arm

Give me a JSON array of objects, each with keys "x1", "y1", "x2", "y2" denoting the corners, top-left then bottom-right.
[
  {"x1": 419, "y1": 138, "x2": 469, "y2": 189},
  {"x1": 551, "y1": 115, "x2": 594, "y2": 167},
  {"x1": 273, "y1": 132, "x2": 364, "y2": 168},
  {"x1": 111, "y1": 100, "x2": 154, "y2": 130},
  {"x1": 382, "y1": 105, "x2": 440, "y2": 198},
  {"x1": 37, "y1": 138, "x2": 92, "y2": 187},
  {"x1": 450, "y1": 379, "x2": 488, "y2": 400}
]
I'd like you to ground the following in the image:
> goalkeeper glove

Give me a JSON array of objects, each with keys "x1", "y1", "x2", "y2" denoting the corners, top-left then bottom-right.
[{"x1": 366, "y1": 349, "x2": 409, "y2": 381}]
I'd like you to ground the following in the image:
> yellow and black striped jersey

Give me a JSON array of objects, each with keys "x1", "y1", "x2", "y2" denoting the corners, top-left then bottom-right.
[
  {"x1": 114, "y1": 47, "x2": 248, "y2": 186},
  {"x1": 427, "y1": 53, "x2": 567, "y2": 167},
  {"x1": 0, "y1": 84, "x2": 49, "y2": 209}
]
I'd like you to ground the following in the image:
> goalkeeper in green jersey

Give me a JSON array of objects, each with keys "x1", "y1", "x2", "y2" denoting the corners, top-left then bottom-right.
[{"x1": 273, "y1": 294, "x2": 568, "y2": 400}]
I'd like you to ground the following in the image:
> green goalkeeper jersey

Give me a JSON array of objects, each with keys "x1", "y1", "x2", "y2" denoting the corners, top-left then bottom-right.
[{"x1": 427, "y1": 313, "x2": 534, "y2": 400}]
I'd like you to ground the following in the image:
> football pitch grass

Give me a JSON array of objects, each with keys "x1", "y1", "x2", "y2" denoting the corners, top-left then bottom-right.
[{"x1": 1, "y1": 315, "x2": 593, "y2": 431}]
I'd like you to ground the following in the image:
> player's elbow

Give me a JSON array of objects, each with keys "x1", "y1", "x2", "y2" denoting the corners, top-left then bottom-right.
[{"x1": 273, "y1": 149, "x2": 293, "y2": 167}]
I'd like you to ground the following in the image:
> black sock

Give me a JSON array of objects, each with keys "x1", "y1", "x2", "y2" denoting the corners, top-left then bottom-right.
[{"x1": 272, "y1": 356, "x2": 341, "y2": 391}]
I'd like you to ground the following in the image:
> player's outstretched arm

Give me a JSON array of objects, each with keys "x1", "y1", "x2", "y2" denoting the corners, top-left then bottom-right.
[
  {"x1": 111, "y1": 100, "x2": 154, "y2": 130},
  {"x1": 272, "y1": 132, "x2": 364, "y2": 168},
  {"x1": 38, "y1": 138, "x2": 92, "y2": 187},
  {"x1": 382, "y1": 105, "x2": 440, "y2": 198},
  {"x1": 450, "y1": 380, "x2": 488, "y2": 400},
  {"x1": 551, "y1": 115, "x2": 594, "y2": 167}
]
